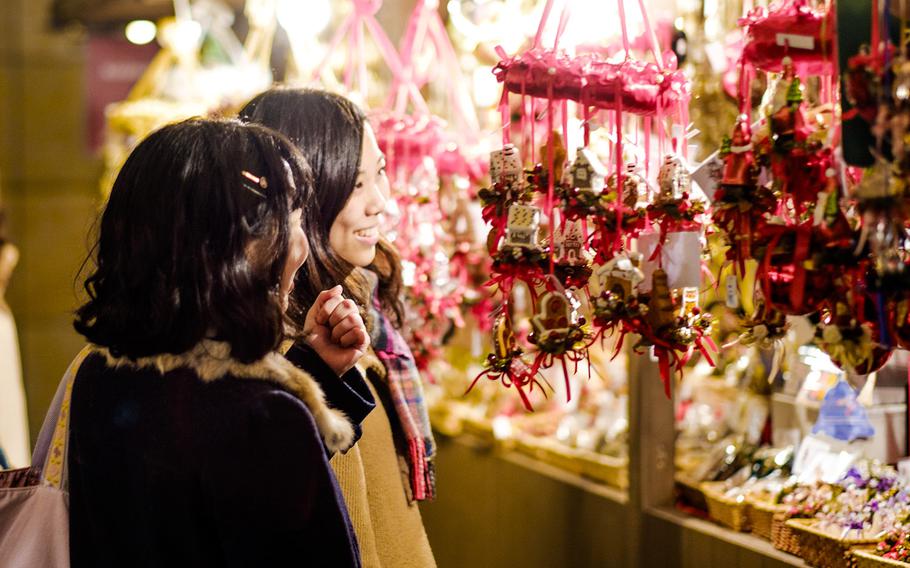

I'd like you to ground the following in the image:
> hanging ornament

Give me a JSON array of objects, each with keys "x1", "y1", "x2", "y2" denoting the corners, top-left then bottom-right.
[
  {"x1": 714, "y1": 115, "x2": 775, "y2": 273},
  {"x1": 815, "y1": 299, "x2": 892, "y2": 376},
  {"x1": 468, "y1": 313, "x2": 542, "y2": 412},
  {"x1": 590, "y1": 252, "x2": 648, "y2": 341},
  {"x1": 558, "y1": 146, "x2": 608, "y2": 221},
  {"x1": 473, "y1": 0, "x2": 702, "y2": 409},
  {"x1": 739, "y1": 0, "x2": 835, "y2": 76},
  {"x1": 528, "y1": 281, "x2": 590, "y2": 403},
  {"x1": 645, "y1": 155, "x2": 707, "y2": 262},
  {"x1": 725, "y1": 297, "x2": 790, "y2": 383},
  {"x1": 480, "y1": 143, "x2": 531, "y2": 251},
  {"x1": 613, "y1": 161, "x2": 654, "y2": 211},
  {"x1": 480, "y1": 144, "x2": 549, "y2": 297},
  {"x1": 630, "y1": 268, "x2": 716, "y2": 397},
  {"x1": 553, "y1": 219, "x2": 593, "y2": 289}
]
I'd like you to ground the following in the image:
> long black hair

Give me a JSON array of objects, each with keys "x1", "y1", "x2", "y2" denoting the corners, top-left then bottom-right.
[
  {"x1": 239, "y1": 88, "x2": 404, "y2": 328},
  {"x1": 74, "y1": 118, "x2": 312, "y2": 363}
]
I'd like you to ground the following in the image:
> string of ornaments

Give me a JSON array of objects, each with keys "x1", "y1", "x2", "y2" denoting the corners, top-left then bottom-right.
[
  {"x1": 712, "y1": 0, "x2": 910, "y2": 392},
  {"x1": 469, "y1": 0, "x2": 716, "y2": 409}
]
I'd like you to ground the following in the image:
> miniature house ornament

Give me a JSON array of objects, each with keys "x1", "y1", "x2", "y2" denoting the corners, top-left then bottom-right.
[
  {"x1": 596, "y1": 253, "x2": 645, "y2": 300},
  {"x1": 493, "y1": 313, "x2": 516, "y2": 360},
  {"x1": 648, "y1": 268, "x2": 677, "y2": 331},
  {"x1": 555, "y1": 219, "x2": 586, "y2": 265},
  {"x1": 490, "y1": 143, "x2": 523, "y2": 189},
  {"x1": 617, "y1": 161, "x2": 651, "y2": 209},
  {"x1": 505, "y1": 203, "x2": 541, "y2": 249},
  {"x1": 568, "y1": 147, "x2": 608, "y2": 196},
  {"x1": 531, "y1": 289, "x2": 580, "y2": 343},
  {"x1": 657, "y1": 155, "x2": 691, "y2": 201}
]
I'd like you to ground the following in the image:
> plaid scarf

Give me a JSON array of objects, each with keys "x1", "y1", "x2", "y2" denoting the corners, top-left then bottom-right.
[{"x1": 369, "y1": 294, "x2": 436, "y2": 501}]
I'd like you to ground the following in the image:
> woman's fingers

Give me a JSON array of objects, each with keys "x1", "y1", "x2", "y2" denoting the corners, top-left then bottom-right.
[
  {"x1": 327, "y1": 299, "x2": 359, "y2": 327},
  {"x1": 316, "y1": 294, "x2": 346, "y2": 326},
  {"x1": 309, "y1": 286, "x2": 343, "y2": 325},
  {"x1": 331, "y1": 314, "x2": 360, "y2": 343},
  {"x1": 338, "y1": 326, "x2": 369, "y2": 351}
]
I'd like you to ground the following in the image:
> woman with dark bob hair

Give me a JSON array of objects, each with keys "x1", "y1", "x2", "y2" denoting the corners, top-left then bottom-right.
[
  {"x1": 68, "y1": 118, "x2": 373, "y2": 567},
  {"x1": 241, "y1": 89, "x2": 437, "y2": 568}
]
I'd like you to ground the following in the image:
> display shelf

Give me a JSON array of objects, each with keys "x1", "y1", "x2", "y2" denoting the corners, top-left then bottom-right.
[
  {"x1": 438, "y1": 430, "x2": 629, "y2": 503},
  {"x1": 499, "y1": 443, "x2": 629, "y2": 505},
  {"x1": 645, "y1": 506, "x2": 809, "y2": 568},
  {"x1": 424, "y1": 430, "x2": 810, "y2": 568},
  {"x1": 422, "y1": 432, "x2": 633, "y2": 568}
]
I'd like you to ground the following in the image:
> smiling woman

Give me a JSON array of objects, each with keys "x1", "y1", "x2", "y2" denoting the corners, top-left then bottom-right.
[
  {"x1": 239, "y1": 88, "x2": 405, "y2": 329},
  {"x1": 240, "y1": 89, "x2": 438, "y2": 568}
]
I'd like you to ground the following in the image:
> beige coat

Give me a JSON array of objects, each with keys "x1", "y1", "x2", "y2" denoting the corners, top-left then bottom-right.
[{"x1": 331, "y1": 353, "x2": 437, "y2": 568}]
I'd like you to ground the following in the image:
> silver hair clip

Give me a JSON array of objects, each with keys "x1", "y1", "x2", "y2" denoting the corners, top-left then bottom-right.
[{"x1": 240, "y1": 170, "x2": 268, "y2": 198}]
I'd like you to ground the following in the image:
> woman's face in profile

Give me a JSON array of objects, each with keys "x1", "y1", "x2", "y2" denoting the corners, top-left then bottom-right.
[
  {"x1": 280, "y1": 207, "x2": 308, "y2": 311},
  {"x1": 328, "y1": 124, "x2": 390, "y2": 267}
]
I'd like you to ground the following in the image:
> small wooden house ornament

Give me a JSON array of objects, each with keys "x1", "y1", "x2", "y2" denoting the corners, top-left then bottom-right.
[
  {"x1": 505, "y1": 203, "x2": 541, "y2": 249},
  {"x1": 648, "y1": 268, "x2": 677, "y2": 330},
  {"x1": 554, "y1": 220, "x2": 587, "y2": 265},
  {"x1": 595, "y1": 253, "x2": 644, "y2": 300},
  {"x1": 492, "y1": 314, "x2": 515, "y2": 360},
  {"x1": 490, "y1": 143, "x2": 523, "y2": 189},
  {"x1": 567, "y1": 147, "x2": 608, "y2": 195},
  {"x1": 540, "y1": 131, "x2": 568, "y2": 179},
  {"x1": 657, "y1": 155, "x2": 691, "y2": 201},
  {"x1": 531, "y1": 290, "x2": 580, "y2": 343},
  {"x1": 608, "y1": 162, "x2": 652, "y2": 209}
]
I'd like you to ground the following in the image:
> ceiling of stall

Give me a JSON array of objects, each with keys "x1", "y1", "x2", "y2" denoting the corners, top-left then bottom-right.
[{"x1": 52, "y1": 0, "x2": 245, "y2": 28}]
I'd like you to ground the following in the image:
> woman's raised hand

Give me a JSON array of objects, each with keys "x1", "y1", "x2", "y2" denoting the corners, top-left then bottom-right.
[{"x1": 303, "y1": 286, "x2": 370, "y2": 376}]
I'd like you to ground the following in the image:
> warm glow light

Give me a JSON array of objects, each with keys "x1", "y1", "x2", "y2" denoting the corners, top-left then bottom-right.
[
  {"x1": 565, "y1": 0, "x2": 633, "y2": 47},
  {"x1": 277, "y1": 0, "x2": 331, "y2": 39},
  {"x1": 125, "y1": 20, "x2": 157, "y2": 45}
]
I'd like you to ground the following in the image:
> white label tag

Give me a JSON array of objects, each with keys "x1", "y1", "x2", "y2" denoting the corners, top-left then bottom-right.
[
  {"x1": 812, "y1": 192, "x2": 828, "y2": 226},
  {"x1": 663, "y1": 232, "x2": 702, "y2": 289},
  {"x1": 776, "y1": 33, "x2": 815, "y2": 51},
  {"x1": 793, "y1": 435, "x2": 831, "y2": 479},
  {"x1": 690, "y1": 151, "x2": 722, "y2": 202},
  {"x1": 725, "y1": 274, "x2": 740, "y2": 309}
]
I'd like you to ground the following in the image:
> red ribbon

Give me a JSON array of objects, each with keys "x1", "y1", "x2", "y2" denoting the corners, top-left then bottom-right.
[{"x1": 760, "y1": 220, "x2": 814, "y2": 314}]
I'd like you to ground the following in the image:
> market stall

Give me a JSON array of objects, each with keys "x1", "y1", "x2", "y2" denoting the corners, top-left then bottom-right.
[{"x1": 13, "y1": 0, "x2": 910, "y2": 566}]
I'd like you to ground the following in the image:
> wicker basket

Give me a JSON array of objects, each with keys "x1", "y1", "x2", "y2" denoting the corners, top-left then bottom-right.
[
  {"x1": 786, "y1": 519, "x2": 881, "y2": 568},
  {"x1": 513, "y1": 437, "x2": 587, "y2": 476},
  {"x1": 749, "y1": 499, "x2": 788, "y2": 541},
  {"x1": 702, "y1": 481, "x2": 752, "y2": 532},
  {"x1": 675, "y1": 474, "x2": 708, "y2": 513},
  {"x1": 852, "y1": 547, "x2": 910, "y2": 568},
  {"x1": 772, "y1": 511, "x2": 803, "y2": 556}
]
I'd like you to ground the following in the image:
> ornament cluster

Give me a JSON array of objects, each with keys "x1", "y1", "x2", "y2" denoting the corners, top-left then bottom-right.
[{"x1": 471, "y1": 134, "x2": 716, "y2": 408}]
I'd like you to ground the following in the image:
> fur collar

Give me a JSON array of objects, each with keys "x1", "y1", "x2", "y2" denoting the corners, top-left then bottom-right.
[{"x1": 93, "y1": 340, "x2": 355, "y2": 453}]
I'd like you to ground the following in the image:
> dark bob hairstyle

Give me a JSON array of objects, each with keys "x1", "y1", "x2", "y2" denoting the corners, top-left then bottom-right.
[
  {"x1": 239, "y1": 88, "x2": 404, "y2": 327},
  {"x1": 74, "y1": 118, "x2": 312, "y2": 363}
]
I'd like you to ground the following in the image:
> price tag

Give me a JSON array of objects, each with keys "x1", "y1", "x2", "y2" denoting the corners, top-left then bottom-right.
[
  {"x1": 793, "y1": 434, "x2": 830, "y2": 477},
  {"x1": 663, "y1": 232, "x2": 702, "y2": 289},
  {"x1": 776, "y1": 33, "x2": 815, "y2": 50},
  {"x1": 725, "y1": 274, "x2": 740, "y2": 309}
]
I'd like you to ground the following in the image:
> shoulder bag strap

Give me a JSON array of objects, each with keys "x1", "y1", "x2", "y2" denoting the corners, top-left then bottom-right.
[{"x1": 30, "y1": 346, "x2": 93, "y2": 490}]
